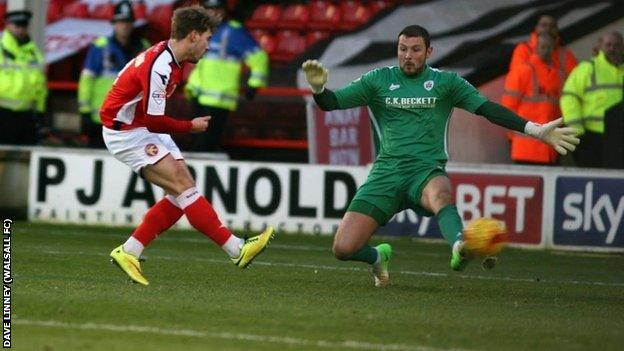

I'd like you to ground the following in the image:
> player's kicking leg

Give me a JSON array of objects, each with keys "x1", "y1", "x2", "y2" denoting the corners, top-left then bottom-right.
[
  {"x1": 105, "y1": 130, "x2": 274, "y2": 285},
  {"x1": 143, "y1": 155, "x2": 276, "y2": 269}
]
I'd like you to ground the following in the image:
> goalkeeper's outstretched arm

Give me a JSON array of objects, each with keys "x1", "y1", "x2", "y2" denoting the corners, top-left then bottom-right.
[
  {"x1": 475, "y1": 101, "x2": 527, "y2": 132},
  {"x1": 475, "y1": 100, "x2": 580, "y2": 155},
  {"x1": 302, "y1": 59, "x2": 341, "y2": 111},
  {"x1": 313, "y1": 89, "x2": 340, "y2": 111}
]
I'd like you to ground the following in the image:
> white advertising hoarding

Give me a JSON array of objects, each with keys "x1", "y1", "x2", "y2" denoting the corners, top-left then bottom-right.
[
  {"x1": 28, "y1": 150, "x2": 368, "y2": 234},
  {"x1": 28, "y1": 149, "x2": 624, "y2": 252}
]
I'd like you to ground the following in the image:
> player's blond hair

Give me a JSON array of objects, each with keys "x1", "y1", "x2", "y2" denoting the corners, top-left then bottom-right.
[{"x1": 171, "y1": 6, "x2": 217, "y2": 40}]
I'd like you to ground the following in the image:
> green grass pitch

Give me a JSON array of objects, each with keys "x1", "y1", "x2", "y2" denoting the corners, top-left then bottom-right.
[{"x1": 12, "y1": 222, "x2": 624, "y2": 351}]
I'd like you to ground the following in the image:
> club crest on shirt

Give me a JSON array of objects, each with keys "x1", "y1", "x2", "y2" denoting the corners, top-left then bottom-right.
[
  {"x1": 145, "y1": 144, "x2": 159, "y2": 156},
  {"x1": 151, "y1": 90, "x2": 166, "y2": 105},
  {"x1": 424, "y1": 80, "x2": 434, "y2": 91}
]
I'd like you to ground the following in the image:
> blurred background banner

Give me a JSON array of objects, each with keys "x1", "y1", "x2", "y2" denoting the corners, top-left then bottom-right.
[
  {"x1": 45, "y1": 18, "x2": 122, "y2": 64},
  {"x1": 306, "y1": 102, "x2": 375, "y2": 165}
]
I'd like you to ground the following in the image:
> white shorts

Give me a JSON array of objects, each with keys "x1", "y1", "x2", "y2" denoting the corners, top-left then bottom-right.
[{"x1": 102, "y1": 127, "x2": 183, "y2": 173}]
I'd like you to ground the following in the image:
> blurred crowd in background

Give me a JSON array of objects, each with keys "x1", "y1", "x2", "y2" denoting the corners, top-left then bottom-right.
[{"x1": 0, "y1": 0, "x2": 622, "y2": 168}]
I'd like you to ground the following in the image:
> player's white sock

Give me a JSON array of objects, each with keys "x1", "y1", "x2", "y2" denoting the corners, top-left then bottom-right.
[
  {"x1": 123, "y1": 236, "x2": 144, "y2": 258},
  {"x1": 222, "y1": 235, "x2": 244, "y2": 258}
]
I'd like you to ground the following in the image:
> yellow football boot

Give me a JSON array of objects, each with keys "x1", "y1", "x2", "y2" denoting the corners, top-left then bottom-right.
[
  {"x1": 231, "y1": 226, "x2": 275, "y2": 268},
  {"x1": 110, "y1": 245, "x2": 149, "y2": 285}
]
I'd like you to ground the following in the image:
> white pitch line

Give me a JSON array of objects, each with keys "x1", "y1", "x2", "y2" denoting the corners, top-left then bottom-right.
[
  {"x1": 14, "y1": 319, "x2": 455, "y2": 351},
  {"x1": 33, "y1": 229, "x2": 445, "y2": 257},
  {"x1": 25, "y1": 227, "x2": 624, "y2": 259},
  {"x1": 29, "y1": 249, "x2": 624, "y2": 288}
]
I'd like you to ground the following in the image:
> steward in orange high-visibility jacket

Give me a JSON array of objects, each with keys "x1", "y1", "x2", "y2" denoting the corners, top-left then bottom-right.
[
  {"x1": 509, "y1": 14, "x2": 577, "y2": 82},
  {"x1": 503, "y1": 33, "x2": 568, "y2": 164}
]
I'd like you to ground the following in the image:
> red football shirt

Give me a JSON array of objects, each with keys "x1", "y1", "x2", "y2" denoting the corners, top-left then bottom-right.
[{"x1": 100, "y1": 41, "x2": 185, "y2": 130}]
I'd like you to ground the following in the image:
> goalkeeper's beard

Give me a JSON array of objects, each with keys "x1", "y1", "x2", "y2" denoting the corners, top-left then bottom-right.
[{"x1": 400, "y1": 62, "x2": 425, "y2": 76}]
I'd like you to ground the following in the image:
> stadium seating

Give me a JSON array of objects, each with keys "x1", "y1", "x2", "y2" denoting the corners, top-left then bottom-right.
[
  {"x1": 90, "y1": 2, "x2": 115, "y2": 21},
  {"x1": 307, "y1": 0, "x2": 341, "y2": 31},
  {"x1": 339, "y1": 1, "x2": 371, "y2": 31},
  {"x1": 251, "y1": 29, "x2": 277, "y2": 56},
  {"x1": 272, "y1": 30, "x2": 306, "y2": 62},
  {"x1": 369, "y1": 0, "x2": 393, "y2": 14},
  {"x1": 246, "y1": 4, "x2": 281, "y2": 29},
  {"x1": 45, "y1": 0, "x2": 147, "y2": 24},
  {"x1": 62, "y1": 1, "x2": 89, "y2": 19},
  {"x1": 278, "y1": 4, "x2": 309, "y2": 30},
  {"x1": 240, "y1": 1, "x2": 399, "y2": 63},
  {"x1": 147, "y1": 4, "x2": 173, "y2": 41},
  {"x1": 306, "y1": 30, "x2": 330, "y2": 47},
  {"x1": 46, "y1": 0, "x2": 65, "y2": 24},
  {"x1": 132, "y1": 1, "x2": 147, "y2": 20},
  {"x1": 0, "y1": 2, "x2": 6, "y2": 29}
]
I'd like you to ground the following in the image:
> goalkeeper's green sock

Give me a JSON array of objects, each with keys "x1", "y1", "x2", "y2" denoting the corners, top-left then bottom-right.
[
  {"x1": 345, "y1": 245, "x2": 378, "y2": 264},
  {"x1": 436, "y1": 204, "x2": 463, "y2": 246}
]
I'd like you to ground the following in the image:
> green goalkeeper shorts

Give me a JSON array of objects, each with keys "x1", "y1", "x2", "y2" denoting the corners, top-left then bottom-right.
[{"x1": 347, "y1": 158, "x2": 447, "y2": 225}]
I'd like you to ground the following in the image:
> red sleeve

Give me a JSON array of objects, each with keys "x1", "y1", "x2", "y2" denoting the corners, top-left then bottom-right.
[{"x1": 144, "y1": 114, "x2": 192, "y2": 133}]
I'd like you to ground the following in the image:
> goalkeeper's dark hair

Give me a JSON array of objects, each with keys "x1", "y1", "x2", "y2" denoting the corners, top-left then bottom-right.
[
  {"x1": 171, "y1": 6, "x2": 217, "y2": 40},
  {"x1": 398, "y1": 25, "x2": 430, "y2": 48}
]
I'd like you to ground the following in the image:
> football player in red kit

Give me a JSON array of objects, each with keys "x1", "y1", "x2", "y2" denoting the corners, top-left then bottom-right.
[{"x1": 103, "y1": 7, "x2": 274, "y2": 285}]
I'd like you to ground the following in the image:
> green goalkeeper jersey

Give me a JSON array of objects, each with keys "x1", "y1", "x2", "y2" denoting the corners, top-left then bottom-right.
[{"x1": 332, "y1": 65, "x2": 488, "y2": 162}]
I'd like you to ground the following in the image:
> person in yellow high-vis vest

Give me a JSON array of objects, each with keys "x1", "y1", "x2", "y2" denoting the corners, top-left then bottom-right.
[
  {"x1": 0, "y1": 10, "x2": 46, "y2": 145},
  {"x1": 185, "y1": 0, "x2": 269, "y2": 151},
  {"x1": 561, "y1": 31, "x2": 624, "y2": 167}
]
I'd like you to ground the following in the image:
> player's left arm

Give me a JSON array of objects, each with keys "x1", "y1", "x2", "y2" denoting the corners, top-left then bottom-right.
[{"x1": 451, "y1": 73, "x2": 579, "y2": 155}]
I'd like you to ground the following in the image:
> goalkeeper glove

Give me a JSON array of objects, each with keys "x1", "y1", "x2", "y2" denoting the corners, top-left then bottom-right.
[
  {"x1": 524, "y1": 118, "x2": 580, "y2": 155},
  {"x1": 302, "y1": 59, "x2": 328, "y2": 94}
]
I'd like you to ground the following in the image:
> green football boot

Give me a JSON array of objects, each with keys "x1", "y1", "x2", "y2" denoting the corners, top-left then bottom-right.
[
  {"x1": 450, "y1": 240, "x2": 470, "y2": 271},
  {"x1": 372, "y1": 243, "x2": 392, "y2": 287},
  {"x1": 450, "y1": 241, "x2": 498, "y2": 271}
]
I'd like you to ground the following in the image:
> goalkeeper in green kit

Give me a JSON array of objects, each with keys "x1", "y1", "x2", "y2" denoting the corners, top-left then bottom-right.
[{"x1": 302, "y1": 25, "x2": 579, "y2": 287}]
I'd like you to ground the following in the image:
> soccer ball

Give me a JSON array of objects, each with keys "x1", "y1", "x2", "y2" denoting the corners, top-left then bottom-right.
[{"x1": 463, "y1": 218, "x2": 509, "y2": 257}]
